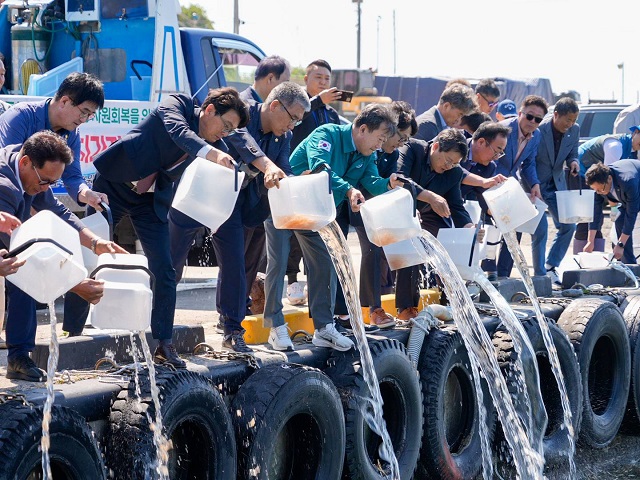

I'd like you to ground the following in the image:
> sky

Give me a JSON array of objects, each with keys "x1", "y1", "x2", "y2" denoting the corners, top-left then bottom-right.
[{"x1": 188, "y1": 0, "x2": 639, "y2": 105}]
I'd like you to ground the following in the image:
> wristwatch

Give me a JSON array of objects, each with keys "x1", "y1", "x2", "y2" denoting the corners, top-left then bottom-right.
[{"x1": 617, "y1": 241, "x2": 625, "y2": 248}]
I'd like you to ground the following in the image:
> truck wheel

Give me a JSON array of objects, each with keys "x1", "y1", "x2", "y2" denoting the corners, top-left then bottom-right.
[
  {"x1": 107, "y1": 368, "x2": 236, "y2": 479},
  {"x1": 622, "y1": 295, "x2": 640, "y2": 428},
  {"x1": 324, "y1": 339, "x2": 423, "y2": 479},
  {"x1": 492, "y1": 318, "x2": 582, "y2": 463},
  {"x1": 558, "y1": 298, "x2": 631, "y2": 448},
  {"x1": 415, "y1": 325, "x2": 495, "y2": 480},
  {"x1": 0, "y1": 401, "x2": 106, "y2": 479},
  {"x1": 232, "y1": 363, "x2": 345, "y2": 480}
]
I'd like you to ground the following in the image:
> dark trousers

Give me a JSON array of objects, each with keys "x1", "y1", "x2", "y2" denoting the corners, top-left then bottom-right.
[
  {"x1": 355, "y1": 225, "x2": 394, "y2": 308},
  {"x1": 395, "y1": 212, "x2": 445, "y2": 310},
  {"x1": 244, "y1": 223, "x2": 267, "y2": 310},
  {"x1": 93, "y1": 175, "x2": 176, "y2": 341},
  {"x1": 169, "y1": 197, "x2": 246, "y2": 334},
  {"x1": 615, "y1": 207, "x2": 637, "y2": 264},
  {"x1": 333, "y1": 203, "x2": 354, "y2": 316},
  {"x1": 286, "y1": 235, "x2": 304, "y2": 282},
  {"x1": 497, "y1": 231, "x2": 523, "y2": 278},
  {"x1": 5, "y1": 281, "x2": 37, "y2": 360},
  {"x1": 62, "y1": 292, "x2": 90, "y2": 335}
]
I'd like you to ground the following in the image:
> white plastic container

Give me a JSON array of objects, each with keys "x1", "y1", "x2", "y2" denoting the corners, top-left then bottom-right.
[
  {"x1": 7, "y1": 210, "x2": 87, "y2": 304},
  {"x1": 556, "y1": 189, "x2": 595, "y2": 224},
  {"x1": 80, "y1": 211, "x2": 110, "y2": 272},
  {"x1": 482, "y1": 177, "x2": 538, "y2": 233},
  {"x1": 464, "y1": 200, "x2": 482, "y2": 225},
  {"x1": 515, "y1": 198, "x2": 548, "y2": 235},
  {"x1": 172, "y1": 157, "x2": 245, "y2": 233},
  {"x1": 360, "y1": 187, "x2": 421, "y2": 247},
  {"x1": 90, "y1": 254, "x2": 153, "y2": 331},
  {"x1": 574, "y1": 252, "x2": 611, "y2": 269},
  {"x1": 383, "y1": 237, "x2": 427, "y2": 271},
  {"x1": 437, "y1": 227, "x2": 484, "y2": 269},
  {"x1": 268, "y1": 171, "x2": 336, "y2": 230}
]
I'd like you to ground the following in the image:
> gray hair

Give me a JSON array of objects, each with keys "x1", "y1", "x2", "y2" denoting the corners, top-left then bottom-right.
[
  {"x1": 439, "y1": 84, "x2": 478, "y2": 115},
  {"x1": 354, "y1": 103, "x2": 398, "y2": 138},
  {"x1": 266, "y1": 81, "x2": 311, "y2": 112}
]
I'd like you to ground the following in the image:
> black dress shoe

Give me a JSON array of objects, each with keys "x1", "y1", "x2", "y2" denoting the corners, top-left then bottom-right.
[
  {"x1": 153, "y1": 343, "x2": 187, "y2": 369},
  {"x1": 222, "y1": 331, "x2": 254, "y2": 353},
  {"x1": 6, "y1": 355, "x2": 46, "y2": 382}
]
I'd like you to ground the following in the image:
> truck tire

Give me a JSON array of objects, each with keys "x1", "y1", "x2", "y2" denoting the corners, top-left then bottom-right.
[
  {"x1": 107, "y1": 368, "x2": 236, "y2": 479},
  {"x1": 558, "y1": 298, "x2": 631, "y2": 448},
  {"x1": 0, "y1": 401, "x2": 105, "y2": 480},
  {"x1": 232, "y1": 363, "x2": 345, "y2": 480},
  {"x1": 415, "y1": 325, "x2": 495, "y2": 480},
  {"x1": 324, "y1": 339, "x2": 423, "y2": 479},
  {"x1": 622, "y1": 295, "x2": 640, "y2": 428},
  {"x1": 492, "y1": 318, "x2": 583, "y2": 463}
]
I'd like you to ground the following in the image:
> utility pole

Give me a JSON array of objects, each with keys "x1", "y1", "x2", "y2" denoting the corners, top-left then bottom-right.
[
  {"x1": 353, "y1": 0, "x2": 362, "y2": 68},
  {"x1": 617, "y1": 62, "x2": 625, "y2": 103},
  {"x1": 233, "y1": 0, "x2": 240, "y2": 34},
  {"x1": 376, "y1": 16, "x2": 381, "y2": 71},
  {"x1": 393, "y1": 9, "x2": 396, "y2": 74}
]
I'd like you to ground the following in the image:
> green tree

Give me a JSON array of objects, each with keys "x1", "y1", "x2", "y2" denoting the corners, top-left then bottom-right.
[{"x1": 178, "y1": 4, "x2": 214, "y2": 29}]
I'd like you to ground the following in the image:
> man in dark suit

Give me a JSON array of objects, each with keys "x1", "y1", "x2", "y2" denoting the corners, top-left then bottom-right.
[
  {"x1": 414, "y1": 84, "x2": 477, "y2": 142},
  {"x1": 92, "y1": 87, "x2": 282, "y2": 366},
  {"x1": 396, "y1": 129, "x2": 473, "y2": 319},
  {"x1": 0, "y1": 132, "x2": 125, "y2": 381},
  {"x1": 530, "y1": 98, "x2": 580, "y2": 282},
  {"x1": 169, "y1": 82, "x2": 309, "y2": 353},
  {"x1": 585, "y1": 160, "x2": 640, "y2": 263},
  {"x1": 239, "y1": 55, "x2": 291, "y2": 106},
  {"x1": 496, "y1": 95, "x2": 547, "y2": 278}
]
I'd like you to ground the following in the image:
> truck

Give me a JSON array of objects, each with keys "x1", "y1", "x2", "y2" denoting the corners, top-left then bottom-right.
[
  {"x1": 0, "y1": 0, "x2": 266, "y2": 214},
  {"x1": 330, "y1": 68, "x2": 391, "y2": 121}
]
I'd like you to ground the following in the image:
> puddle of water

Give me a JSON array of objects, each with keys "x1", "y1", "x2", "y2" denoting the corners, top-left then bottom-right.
[
  {"x1": 40, "y1": 301, "x2": 59, "y2": 479},
  {"x1": 418, "y1": 232, "x2": 544, "y2": 479},
  {"x1": 503, "y1": 230, "x2": 576, "y2": 475},
  {"x1": 318, "y1": 222, "x2": 400, "y2": 479}
]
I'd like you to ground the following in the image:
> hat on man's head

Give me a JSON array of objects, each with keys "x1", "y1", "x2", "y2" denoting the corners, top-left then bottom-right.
[
  {"x1": 497, "y1": 99, "x2": 517, "y2": 118},
  {"x1": 630, "y1": 125, "x2": 640, "y2": 134}
]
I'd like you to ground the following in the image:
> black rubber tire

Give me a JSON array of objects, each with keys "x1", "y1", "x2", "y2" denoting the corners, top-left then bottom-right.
[
  {"x1": 232, "y1": 363, "x2": 345, "y2": 480},
  {"x1": 107, "y1": 368, "x2": 236, "y2": 479},
  {"x1": 491, "y1": 318, "x2": 583, "y2": 463},
  {"x1": 557, "y1": 298, "x2": 631, "y2": 448},
  {"x1": 414, "y1": 325, "x2": 496, "y2": 480},
  {"x1": 0, "y1": 401, "x2": 105, "y2": 480},
  {"x1": 622, "y1": 295, "x2": 640, "y2": 429},
  {"x1": 324, "y1": 338, "x2": 423, "y2": 479}
]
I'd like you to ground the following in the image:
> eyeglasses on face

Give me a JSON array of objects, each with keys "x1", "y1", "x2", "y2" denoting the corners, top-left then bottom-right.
[
  {"x1": 32, "y1": 164, "x2": 56, "y2": 186},
  {"x1": 279, "y1": 100, "x2": 302, "y2": 127},
  {"x1": 486, "y1": 142, "x2": 505, "y2": 160},
  {"x1": 216, "y1": 113, "x2": 237, "y2": 135},
  {"x1": 72, "y1": 103, "x2": 96, "y2": 121},
  {"x1": 479, "y1": 92, "x2": 498, "y2": 108},
  {"x1": 523, "y1": 112, "x2": 543, "y2": 124}
]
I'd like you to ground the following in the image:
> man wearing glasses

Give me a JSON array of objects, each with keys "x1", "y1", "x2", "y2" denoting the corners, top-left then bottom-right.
[
  {"x1": 414, "y1": 83, "x2": 478, "y2": 142},
  {"x1": 496, "y1": 95, "x2": 548, "y2": 278},
  {"x1": 475, "y1": 79, "x2": 501, "y2": 115},
  {"x1": 169, "y1": 82, "x2": 310, "y2": 353},
  {"x1": 530, "y1": 98, "x2": 580, "y2": 284},
  {"x1": 92, "y1": 87, "x2": 282, "y2": 367}
]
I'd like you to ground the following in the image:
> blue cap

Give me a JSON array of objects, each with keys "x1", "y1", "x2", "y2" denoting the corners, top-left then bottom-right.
[
  {"x1": 497, "y1": 99, "x2": 517, "y2": 118},
  {"x1": 630, "y1": 125, "x2": 640, "y2": 133}
]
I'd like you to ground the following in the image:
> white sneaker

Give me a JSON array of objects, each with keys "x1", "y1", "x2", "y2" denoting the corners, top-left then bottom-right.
[
  {"x1": 546, "y1": 267, "x2": 562, "y2": 286},
  {"x1": 312, "y1": 323, "x2": 354, "y2": 351},
  {"x1": 287, "y1": 282, "x2": 307, "y2": 305},
  {"x1": 268, "y1": 324, "x2": 294, "y2": 352}
]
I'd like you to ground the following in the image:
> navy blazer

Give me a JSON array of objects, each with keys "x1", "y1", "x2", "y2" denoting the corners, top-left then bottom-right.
[
  {"x1": 398, "y1": 138, "x2": 471, "y2": 227},
  {"x1": 226, "y1": 103, "x2": 293, "y2": 227},
  {"x1": 415, "y1": 105, "x2": 445, "y2": 143},
  {"x1": 0, "y1": 147, "x2": 84, "y2": 249},
  {"x1": 497, "y1": 116, "x2": 541, "y2": 188},
  {"x1": 535, "y1": 116, "x2": 579, "y2": 191},
  {"x1": 590, "y1": 159, "x2": 640, "y2": 236},
  {"x1": 460, "y1": 139, "x2": 496, "y2": 211}
]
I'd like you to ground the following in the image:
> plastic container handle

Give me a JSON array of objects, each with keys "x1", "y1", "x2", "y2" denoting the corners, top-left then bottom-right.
[
  {"x1": 469, "y1": 222, "x2": 482, "y2": 267},
  {"x1": 3, "y1": 238, "x2": 73, "y2": 258},
  {"x1": 230, "y1": 159, "x2": 242, "y2": 192},
  {"x1": 98, "y1": 201, "x2": 114, "y2": 241},
  {"x1": 395, "y1": 176, "x2": 418, "y2": 217},
  {"x1": 310, "y1": 163, "x2": 333, "y2": 194},
  {"x1": 130, "y1": 60, "x2": 152, "y2": 81},
  {"x1": 90, "y1": 263, "x2": 156, "y2": 305}
]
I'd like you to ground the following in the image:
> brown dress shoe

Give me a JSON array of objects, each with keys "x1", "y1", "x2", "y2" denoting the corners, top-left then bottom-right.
[
  {"x1": 369, "y1": 308, "x2": 396, "y2": 329},
  {"x1": 397, "y1": 307, "x2": 419, "y2": 321}
]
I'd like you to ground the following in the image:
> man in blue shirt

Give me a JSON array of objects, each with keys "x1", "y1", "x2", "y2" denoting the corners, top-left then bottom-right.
[{"x1": 239, "y1": 55, "x2": 291, "y2": 106}]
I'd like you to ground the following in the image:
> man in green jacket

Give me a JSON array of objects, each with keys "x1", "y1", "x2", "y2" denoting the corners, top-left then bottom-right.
[{"x1": 263, "y1": 104, "x2": 404, "y2": 352}]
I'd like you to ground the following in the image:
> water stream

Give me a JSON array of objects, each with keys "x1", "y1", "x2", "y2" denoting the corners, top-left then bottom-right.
[
  {"x1": 417, "y1": 232, "x2": 545, "y2": 479},
  {"x1": 40, "y1": 301, "x2": 59, "y2": 479},
  {"x1": 318, "y1": 221, "x2": 400, "y2": 479},
  {"x1": 472, "y1": 270, "x2": 547, "y2": 456},
  {"x1": 502, "y1": 230, "x2": 576, "y2": 475},
  {"x1": 138, "y1": 333, "x2": 171, "y2": 479}
]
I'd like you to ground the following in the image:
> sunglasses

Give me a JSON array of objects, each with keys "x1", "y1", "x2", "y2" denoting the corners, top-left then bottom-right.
[{"x1": 523, "y1": 113, "x2": 543, "y2": 124}]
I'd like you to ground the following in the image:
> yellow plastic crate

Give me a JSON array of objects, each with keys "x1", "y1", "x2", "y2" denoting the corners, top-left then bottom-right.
[
  {"x1": 242, "y1": 307, "x2": 315, "y2": 345},
  {"x1": 364, "y1": 289, "x2": 441, "y2": 324}
]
